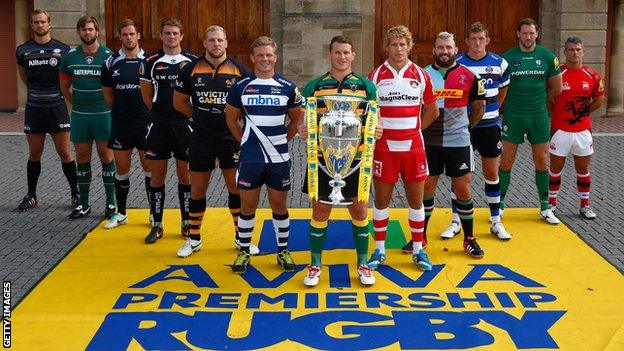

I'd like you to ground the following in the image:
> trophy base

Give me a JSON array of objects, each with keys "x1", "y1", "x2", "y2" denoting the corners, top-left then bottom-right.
[{"x1": 318, "y1": 198, "x2": 354, "y2": 206}]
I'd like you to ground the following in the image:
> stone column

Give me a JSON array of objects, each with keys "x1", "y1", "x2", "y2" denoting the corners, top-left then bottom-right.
[
  {"x1": 33, "y1": 0, "x2": 106, "y2": 47},
  {"x1": 272, "y1": 0, "x2": 374, "y2": 88},
  {"x1": 15, "y1": 0, "x2": 30, "y2": 109},
  {"x1": 608, "y1": 0, "x2": 624, "y2": 116}
]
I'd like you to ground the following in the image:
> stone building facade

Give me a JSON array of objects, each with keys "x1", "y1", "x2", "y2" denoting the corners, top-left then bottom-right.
[{"x1": 15, "y1": 0, "x2": 623, "y2": 115}]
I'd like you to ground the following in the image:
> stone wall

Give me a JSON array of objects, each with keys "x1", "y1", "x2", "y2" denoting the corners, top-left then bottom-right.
[
  {"x1": 272, "y1": 0, "x2": 374, "y2": 88},
  {"x1": 608, "y1": 0, "x2": 624, "y2": 116},
  {"x1": 32, "y1": 0, "x2": 106, "y2": 47},
  {"x1": 541, "y1": 0, "x2": 609, "y2": 116}
]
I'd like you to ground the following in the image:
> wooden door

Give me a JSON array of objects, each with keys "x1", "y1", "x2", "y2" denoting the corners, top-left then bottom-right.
[
  {"x1": 105, "y1": 0, "x2": 269, "y2": 68},
  {"x1": 374, "y1": 0, "x2": 540, "y2": 67}
]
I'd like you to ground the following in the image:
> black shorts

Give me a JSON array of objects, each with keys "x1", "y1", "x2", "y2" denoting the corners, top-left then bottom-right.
[
  {"x1": 24, "y1": 104, "x2": 70, "y2": 134},
  {"x1": 108, "y1": 124, "x2": 148, "y2": 151},
  {"x1": 425, "y1": 145, "x2": 473, "y2": 177},
  {"x1": 237, "y1": 160, "x2": 291, "y2": 191},
  {"x1": 144, "y1": 123, "x2": 191, "y2": 161},
  {"x1": 302, "y1": 165, "x2": 361, "y2": 203},
  {"x1": 471, "y1": 125, "x2": 502, "y2": 158},
  {"x1": 189, "y1": 136, "x2": 239, "y2": 172}
]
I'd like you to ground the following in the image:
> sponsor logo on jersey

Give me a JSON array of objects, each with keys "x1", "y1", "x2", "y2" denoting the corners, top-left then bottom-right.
[
  {"x1": 39, "y1": 50, "x2": 44, "y2": 54},
  {"x1": 434, "y1": 89, "x2": 464, "y2": 99},
  {"x1": 116, "y1": 83, "x2": 141, "y2": 90},
  {"x1": 155, "y1": 63, "x2": 168, "y2": 71},
  {"x1": 245, "y1": 95, "x2": 281, "y2": 106},
  {"x1": 112, "y1": 69, "x2": 120, "y2": 77},
  {"x1": 197, "y1": 91, "x2": 227, "y2": 104},
  {"x1": 238, "y1": 179, "x2": 251, "y2": 187},
  {"x1": 245, "y1": 87, "x2": 260, "y2": 94},
  {"x1": 513, "y1": 60, "x2": 521, "y2": 68},
  {"x1": 53, "y1": 48, "x2": 61, "y2": 54},
  {"x1": 459, "y1": 163, "x2": 468, "y2": 170},
  {"x1": 86, "y1": 56, "x2": 94, "y2": 64},
  {"x1": 225, "y1": 78, "x2": 236, "y2": 88},
  {"x1": 270, "y1": 87, "x2": 282, "y2": 95},
  {"x1": 73, "y1": 69, "x2": 100, "y2": 76},
  {"x1": 379, "y1": 91, "x2": 420, "y2": 103},
  {"x1": 28, "y1": 59, "x2": 51, "y2": 67},
  {"x1": 511, "y1": 70, "x2": 546, "y2": 76}
]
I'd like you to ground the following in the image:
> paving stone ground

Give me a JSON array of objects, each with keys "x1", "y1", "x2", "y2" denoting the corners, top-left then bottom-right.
[{"x1": 1, "y1": 112, "x2": 622, "y2": 306}]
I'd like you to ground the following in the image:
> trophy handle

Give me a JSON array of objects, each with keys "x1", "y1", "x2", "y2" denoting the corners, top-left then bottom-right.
[{"x1": 343, "y1": 159, "x2": 362, "y2": 178}]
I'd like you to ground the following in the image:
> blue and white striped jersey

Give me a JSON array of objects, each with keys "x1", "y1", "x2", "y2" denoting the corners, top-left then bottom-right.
[
  {"x1": 226, "y1": 74, "x2": 302, "y2": 164},
  {"x1": 456, "y1": 52, "x2": 509, "y2": 127}
]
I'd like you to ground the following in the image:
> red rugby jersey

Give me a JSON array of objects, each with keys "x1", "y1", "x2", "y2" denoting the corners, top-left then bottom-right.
[
  {"x1": 552, "y1": 64, "x2": 604, "y2": 132},
  {"x1": 368, "y1": 60, "x2": 436, "y2": 152}
]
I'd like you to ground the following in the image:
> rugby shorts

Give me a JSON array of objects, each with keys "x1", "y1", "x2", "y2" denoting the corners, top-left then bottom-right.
[
  {"x1": 24, "y1": 104, "x2": 70, "y2": 134},
  {"x1": 471, "y1": 124, "x2": 503, "y2": 158},
  {"x1": 144, "y1": 123, "x2": 191, "y2": 161},
  {"x1": 237, "y1": 160, "x2": 291, "y2": 191},
  {"x1": 425, "y1": 145, "x2": 474, "y2": 177},
  {"x1": 549, "y1": 129, "x2": 593, "y2": 157},
  {"x1": 70, "y1": 111, "x2": 111, "y2": 143},
  {"x1": 373, "y1": 148, "x2": 428, "y2": 183}
]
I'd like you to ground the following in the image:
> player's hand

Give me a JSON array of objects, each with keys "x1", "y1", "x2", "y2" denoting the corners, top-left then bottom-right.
[
  {"x1": 298, "y1": 122, "x2": 308, "y2": 139},
  {"x1": 374, "y1": 122, "x2": 383, "y2": 140}
]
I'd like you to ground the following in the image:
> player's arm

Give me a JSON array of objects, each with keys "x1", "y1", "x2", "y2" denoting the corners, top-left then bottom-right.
[
  {"x1": 59, "y1": 75, "x2": 73, "y2": 105},
  {"x1": 498, "y1": 86, "x2": 508, "y2": 106},
  {"x1": 420, "y1": 101, "x2": 440, "y2": 130},
  {"x1": 139, "y1": 78, "x2": 153, "y2": 110},
  {"x1": 547, "y1": 74, "x2": 562, "y2": 104},
  {"x1": 173, "y1": 91, "x2": 193, "y2": 118},
  {"x1": 225, "y1": 104, "x2": 243, "y2": 141},
  {"x1": 286, "y1": 106, "x2": 304, "y2": 141},
  {"x1": 17, "y1": 66, "x2": 27, "y2": 86},
  {"x1": 468, "y1": 76, "x2": 486, "y2": 129},
  {"x1": 588, "y1": 95, "x2": 605, "y2": 114},
  {"x1": 102, "y1": 87, "x2": 114, "y2": 108}
]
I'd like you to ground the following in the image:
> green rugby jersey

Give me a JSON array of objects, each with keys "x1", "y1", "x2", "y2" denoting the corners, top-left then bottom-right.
[
  {"x1": 302, "y1": 71, "x2": 377, "y2": 160},
  {"x1": 502, "y1": 44, "x2": 560, "y2": 116},
  {"x1": 59, "y1": 45, "x2": 113, "y2": 114}
]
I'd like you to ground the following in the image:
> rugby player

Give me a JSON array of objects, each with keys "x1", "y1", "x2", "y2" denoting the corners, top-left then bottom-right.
[
  {"x1": 59, "y1": 15, "x2": 115, "y2": 220},
  {"x1": 16, "y1": 9, "x2": 78, "y2": 211},
  {"x1": 367, "y1": 25, "x2": 439, "y2": 271},
  {"x1": 140, "y1": 18, "x2": 197, "y2": 244},
  {"x1": 418, "y1": 31, "x2": 486, "y2": 259},
  {"x1": 225, "y1": 36, "x2": 303, "y2": 273},
  {"x1": 441, "y1": 22, "x2": 512, "y2": 240},
  {"x1": 298, "y1": 36, "x2": 382, "y2": 287},
  {"x1": 173, "y1": 25, "x2": 253, "y2": 258},
  {"x1": 101, "y1": 19, "x2": 151, "y2": 229},
  {"x1": 548, "y1": 37, "x2": 604, "y2": 219},
  {"x1": 499, "y1": 18, "x2": 563, "y2": 225}
]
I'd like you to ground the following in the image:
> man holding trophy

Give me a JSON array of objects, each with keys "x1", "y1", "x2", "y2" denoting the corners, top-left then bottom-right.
[
  {"x1": 298, "y1": 36, "x2": 382, "y2": 287},
  {"x1": 367, "y1": 26, "x2": 440, "y2": 271}
]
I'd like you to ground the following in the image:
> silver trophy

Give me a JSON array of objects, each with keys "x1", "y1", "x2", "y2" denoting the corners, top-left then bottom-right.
[{"x1": 316, "y1": 95, "x2": 368, "y2": 205}]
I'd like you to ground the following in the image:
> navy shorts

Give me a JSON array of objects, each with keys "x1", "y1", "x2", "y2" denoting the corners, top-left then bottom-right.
[
  {"x1": 236, "y1": 160, "x2": 291, "y2": 191},
  {"x1": 189, "y1": 135, "x2": 239, "y2": 172},
  {"x1": 108, "y1": 123, "x2": 148, "y2": 151},
  {"x1": 144, "y1": 123, "x2": 191, "y2": 161},
  {"x1": 24, "y1": 104, "x2": 70, "y2": 134},
  {"x1": 471, "y1": 124, "x2": 502, "y2": 158}
]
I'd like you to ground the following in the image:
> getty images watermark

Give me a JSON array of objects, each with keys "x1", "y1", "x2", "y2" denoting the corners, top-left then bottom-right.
[{"x1": 2, "y1": 281, "x2": 10, "y2": 348}]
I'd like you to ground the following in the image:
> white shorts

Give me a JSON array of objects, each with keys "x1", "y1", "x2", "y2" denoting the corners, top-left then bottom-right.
[{"x1": 549, "y1": 129, "x2": 593, "y2": 157}]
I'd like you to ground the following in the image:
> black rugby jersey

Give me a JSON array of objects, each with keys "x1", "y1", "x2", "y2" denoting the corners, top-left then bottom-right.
[
  {"x1": 16, "y1": 39, "x2": 70, "y2": 107},
  {"x1": 176, "y1": 56, "x2": 251, "y2": 144},
  {"x1": 101, "y1": 49, "x2": 149, "y2": 127},
  {"x1": 140, "y1": 49, "x2": 198, "y2": 125}
]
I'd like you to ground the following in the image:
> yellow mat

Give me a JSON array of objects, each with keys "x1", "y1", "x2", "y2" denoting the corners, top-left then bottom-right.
[{"x1": 11, "y1": 208, "x2": 624, "y2": 350}]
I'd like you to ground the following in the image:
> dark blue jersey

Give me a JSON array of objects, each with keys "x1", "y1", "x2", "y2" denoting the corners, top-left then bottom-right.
[
  {"x1": 101, "y1": 49, "x2": 149, "y2": 127},
  {"x1": 16, "y1": 38, "x2": 70, "y2": 107},
  {"x1": 140, "y1": 49, "x2": 198, "y2": 126},
  {"x1": 226, "y1": 74, "x2": 302, "y2": 164},
  {"x1": 176, "y1": 56, "x2": 251, "y2": 144}
]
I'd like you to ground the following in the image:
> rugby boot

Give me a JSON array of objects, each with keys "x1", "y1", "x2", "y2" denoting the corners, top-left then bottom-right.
[
  {"x1": 367, "y1": 249, "x2": 387, "y2": 270},
  {"x1": 177, "y1": 238, "x2": 203, "y2": 258},
  {"x1": 232, "y1": 251, "x2": 251, "y2": 274},
  {"x1": 303, "y1": 265, "x2": 322, "y2": 287},
  {"x1": 579, "y1": 206, "x2": 597, "y2": 220},
  {"x1": 463, "y1": 237, "x2": 484, "y2": 259},
  {"x1": 69, "y1": 205, "x2": 91, "y2": 220},
  {"x1": 413, "y1": 249, "x2": 433, "y2": 271},
  {"x1": 145, "y1": 226, "x2": 164, "y2": 244},
  {"x1": 17, "y1": 195, "x2": 38, "y2": 212},
  {"x1": 276, "y1": 250, "x2": 296, "y2": 272}
]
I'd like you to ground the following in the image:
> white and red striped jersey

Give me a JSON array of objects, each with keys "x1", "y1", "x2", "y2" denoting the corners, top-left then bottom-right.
[{"x1": 368, "y1": 60, "x2": 436, "y2": 152}]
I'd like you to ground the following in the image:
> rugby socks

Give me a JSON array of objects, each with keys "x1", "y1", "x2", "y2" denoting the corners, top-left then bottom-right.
[
  {"x1": 457, "y1": 198, "x2": 474, "y2": 238},
  {"x1": 228, "y1": 192, "x2": 241, "y2": 241},
  {"x1": 150, "y1": 184, "x2": 165, "y2": 226},
  {"x1": 450, "y1": 190, "x2": 460, "y2": 223},
  {"x1": 372, "y1": 207, "x2": 389, "y2": 254},
  {"x1": 310, "y1": 219, "x2": 328, "y2": 267},
  {"x1": 499, "y1": 169, "x2": 511, "y2": 210},
  {"x1": 114, "y1": 173, "x2": 130, "y2": 215},
  {"x1": 485, "y1": 178, "x2": 501, "y2": 222},
  {"x1": 77, "y1": 162, "x2": 92, "y2": 208},
  {"x1": 548, "y1": 170, "x2": 562, "y2": 208},
  {"x1": 273, "y1": 212, "x2": 290, "y2": 253},
  {"x1": 102, "y1": 161, "x2": 116, "y2": 207},
  {"x1": 178, "y1": 183, "x2": 191, "y2": 222},
  {"x1": 144, "y1": 172, "x2": 152, "y2": 211},
  {"x1": 577, "y1": 173, "x2": 591, "y2": 208},
  {"x1": 61, "y1": 161, "x2": 78, "y2": 195},
  {"x1": 352, "y1": 219, "x2": 370, "y2": 266},
  {"x1": 423, "y1": 196, "x2": 435, "y2": 236},
  {"x1": 535, "y1": 170, "x2": 549, "y2": 211},
  {"x1": 189, "y1": 197, "x2": 206, "y2": 241},
  {"x1": 409, "y1": 207, "x2": 425, "y2": 254},
  {"x1": 26, "y1": 160, "x2": 41, "y2": 197},
  {"x1": 238, "y1": 212, "x2": 255, "y2": 254}
]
